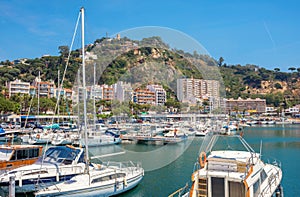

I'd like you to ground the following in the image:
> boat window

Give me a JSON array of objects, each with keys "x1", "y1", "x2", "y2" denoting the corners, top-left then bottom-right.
[
  {"x1": 229, "y1": 181, "x2": 245, "y2": 197},
  {"x1": 16, "y1": 149, "x2": 29, "y2": 160},
  {"x1": 91, "y1": 173, "x2": 126, "y2": 183},
  {"x1": 253, "y1": 179, "x2": 260, "y2": 197},
  {"x1": 260, "y1": 170, "x2": 267, "y2": 184},
  {"x1": 28, "y1": 148, "x2": 39, "y2": 158},
  {"x1": 0, "y1": 149, "x2": 13, "y2": 161},
  {"x1": 211, "y1": 177, "x2": 224, "y2": 197},
  {"x1": 38, "y1": 146, "x2": 81, "y2": 164}
]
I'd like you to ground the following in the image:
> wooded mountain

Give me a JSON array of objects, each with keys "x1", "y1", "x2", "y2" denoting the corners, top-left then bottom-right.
[{"x1": 1, "y1": 36, "x2": 299, "y2": 108}]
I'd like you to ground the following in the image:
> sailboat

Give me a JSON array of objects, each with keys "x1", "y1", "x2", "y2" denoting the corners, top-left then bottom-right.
[{"x1": 35, "y1": 7, "x2": 144, "y2": 197}]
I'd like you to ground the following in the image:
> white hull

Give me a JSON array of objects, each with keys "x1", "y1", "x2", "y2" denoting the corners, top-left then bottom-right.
[
  {"x1": 35, "y1": 171, "x2": 143, "y2": 197},
  {"x1": 170, "y1": 134, "x2": 283, "y2": 197}
]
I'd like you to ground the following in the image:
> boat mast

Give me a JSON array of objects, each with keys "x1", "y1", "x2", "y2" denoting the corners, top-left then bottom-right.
[
  {"x1": 37, "y1": 71, "x2": 40, "y2": 125},
  {"x1": 93, "y1": 63, "x2": 96, "y2": 131},
  {"x1": 81, "y1": 7, "x2": 90, "y2": 174}
]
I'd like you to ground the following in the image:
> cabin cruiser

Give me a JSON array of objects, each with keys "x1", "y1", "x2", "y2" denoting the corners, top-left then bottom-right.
[
  {"x1": 0, "y1": 145, "x2": 87, "y2": 193},
  {"x1": 170, "y1": 133, "x2": 283, "y2": 197},
  {"x1": 0, "y1": 144, "x2": 43, "y2": 174}
]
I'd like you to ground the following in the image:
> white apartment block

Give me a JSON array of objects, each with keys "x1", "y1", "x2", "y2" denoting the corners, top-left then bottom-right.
[
  {"x1": 90, "y1": 85, "x2": 104, "y2": 100},
  {"x1": 114, "y1": 81, "x2": 133, "y2": 102},
  {"x1": 177, "y1": 78, "x2": 220, "y2": 103},
  {"x1": 7, "y1": 79, "x2": 30, "y2": 98},
  {"x1": 147, "y1": 84, "x2": 166, "y2": 105}
]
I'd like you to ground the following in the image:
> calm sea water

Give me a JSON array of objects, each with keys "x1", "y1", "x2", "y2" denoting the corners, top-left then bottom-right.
[
  {"x1": 91, "y1": 124, "x2": 300, "y2": 197},
  {"x1": 3, "y1": 124, "x2": 299, "y2": 196}
]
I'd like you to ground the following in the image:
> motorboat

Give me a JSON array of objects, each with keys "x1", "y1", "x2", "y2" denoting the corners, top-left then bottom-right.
[
  {"x1": 28, "y1": 130, "x2": 54, "y2": 145},
  {"x1": 170, "y1": 133, "x2": 283, "y2": 197},
  {"x1": 0, "y1": 144, "x2": 43, "y2": 174},
  {"x1": 0, "y1": 145, "x2": 87, "y2": 193}
]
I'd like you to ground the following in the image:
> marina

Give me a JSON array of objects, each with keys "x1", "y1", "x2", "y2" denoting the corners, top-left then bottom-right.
[{"x1": 0, "y1": 123, "x2": 299, "y2": 196}]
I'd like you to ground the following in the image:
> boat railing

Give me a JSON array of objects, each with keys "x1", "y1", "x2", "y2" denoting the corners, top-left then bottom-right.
[
  {"x1": 6, "y1": 164, "x2": 85, "y2": 178},
  {"x1": 260, "y1": 170, "x2": 281, "y2": 197},
  {"x1": 168, "y1": 183, "x2": 189, "y2": 197},
  {"x1": 101, "y1": 161, "x2": 143, "y2": 174}
]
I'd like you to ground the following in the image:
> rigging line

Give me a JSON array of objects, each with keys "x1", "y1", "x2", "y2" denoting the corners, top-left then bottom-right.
[
  {"x1": 51, "y1": 10, "x2": 81, "y2": 127},
  {"x1": 23, "y1": 94, "x2": 35, "y2": 131},
  {"x1": 38, "y1": 12, "x2": 81, "y2": 183}
]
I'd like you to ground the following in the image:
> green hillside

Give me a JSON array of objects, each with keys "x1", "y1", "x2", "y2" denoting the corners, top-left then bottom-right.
[{"x1": 1, "y1": 36, "x2": 299, "y2": 109}]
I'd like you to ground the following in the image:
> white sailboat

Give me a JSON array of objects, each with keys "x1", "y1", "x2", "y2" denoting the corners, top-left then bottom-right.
[{"x1": 35, "y1": 7, "x2": 144, "y2": 197}]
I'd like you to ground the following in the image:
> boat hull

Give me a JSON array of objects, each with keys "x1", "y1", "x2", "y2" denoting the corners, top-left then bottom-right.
[{"x1": 35, "y1": 172, "x2": 143, "y2": 197}]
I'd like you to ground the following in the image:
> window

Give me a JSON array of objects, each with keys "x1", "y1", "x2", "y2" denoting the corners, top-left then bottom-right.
[
  {"x1": 229, "y1": 181, "x2": 245, "y2": 197},
  {"x1": 91, "y1": 173, "x2": 126, "y2": 184},
  {"x1": 16, "y1": 149, "x2": 29, "y2": 160},
  {"x1": 253, "y1": 179, "x2": 260, "y2": 197},
  {"x1": 28, "y1": 148, "x2": 39, "y2": 158},
  {"x1": 211, "y1": 177, "x2": 224, "y2": 197},
  {"x1": 260, "y1": 170, "x2": 267, "y2": 184}
]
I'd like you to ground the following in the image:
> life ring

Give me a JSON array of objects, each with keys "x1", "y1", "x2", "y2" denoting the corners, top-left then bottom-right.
[{"x1": 199, "y1": 152, "x2": 206, "y2": 168}]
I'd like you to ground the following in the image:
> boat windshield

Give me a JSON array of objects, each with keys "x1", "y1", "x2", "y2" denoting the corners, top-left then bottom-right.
[
  {"x1": 36, "y1": 146, "x2": 83, "y2": 165},
  {"x1": 199, "y1": 133, "x2": 256, "y2": 156},
  {"x1": 0, "y1": 148, "x2": 13, "y2": 161}
]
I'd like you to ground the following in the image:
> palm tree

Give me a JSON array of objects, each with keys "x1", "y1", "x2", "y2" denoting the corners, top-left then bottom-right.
[{"x1": 288, "y1": 67, "x2": 296, "y2": 72}]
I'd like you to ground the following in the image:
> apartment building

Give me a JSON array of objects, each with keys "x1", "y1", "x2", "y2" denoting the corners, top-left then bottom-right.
[
  {"x1": 146, "y1": 84, "x2": 166, "y2": 105},
  {"x1": 114, "y1": 81, "x2": 133, "y2": 102},
  {"x1": 177, "y1": 78, "x2": 220, "y2": 103},
  {"x1": 7, "y1": 79, "x2": 30, "y2": 98},
  {"x1": 133, "y1": 88, "x2": 155, "y2": 105},
  {"x1": 32, "y1": 77, "x2": 56, "y2": 98},
  {"x1": 225, "y1": 97, "x2": 266, "y2": 114},
  {"x1": 102, "y1": 85, "x2": 114, "y2": 101}
]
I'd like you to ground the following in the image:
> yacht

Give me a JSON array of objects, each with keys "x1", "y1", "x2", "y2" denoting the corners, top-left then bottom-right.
[
  {"x1": 0, "y1": 144, "x2": 43, "y2": 174},
  {"x1": 170, "y1": 133, "x2": 283, "y2": 197},
  {"x1": 0, "y1": 145, "x2": 87, "y2": 193}
]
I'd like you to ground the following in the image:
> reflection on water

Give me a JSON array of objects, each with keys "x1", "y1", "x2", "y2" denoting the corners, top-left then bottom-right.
[{"x1": 90, "y1": 137, "x2": 194, "y2": 172}]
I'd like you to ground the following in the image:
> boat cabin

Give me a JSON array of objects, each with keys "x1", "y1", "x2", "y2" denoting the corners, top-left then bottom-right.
[{"x1": 0, "y1": 145, "x2": 43, "y2": 172}]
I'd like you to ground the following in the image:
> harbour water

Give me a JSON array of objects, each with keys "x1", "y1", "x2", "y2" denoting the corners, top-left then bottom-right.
[
  {"x1": 91, "y1": 124, "x2": 300, "y2": 196},
  {"x1": 2, "y1": 124, "x2": 299, "y2": 196}
]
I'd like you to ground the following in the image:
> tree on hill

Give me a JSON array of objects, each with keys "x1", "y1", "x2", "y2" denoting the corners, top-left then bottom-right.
[
  {"x1": 288, "y1": 67, "x2": 296, "y2": 72},
  {"x1": 274, "y1": 68, "x2": 280, "y2": 72}
]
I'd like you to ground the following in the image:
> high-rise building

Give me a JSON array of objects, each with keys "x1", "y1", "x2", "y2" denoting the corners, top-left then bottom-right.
[{"x1": 177, "y1": 78, "x2": 220, "y2": 103}]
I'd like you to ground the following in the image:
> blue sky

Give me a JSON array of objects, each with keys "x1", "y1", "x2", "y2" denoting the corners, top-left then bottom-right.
[{"x1": 1, "y1": 0, "x2": 299, "y2": 72}]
